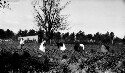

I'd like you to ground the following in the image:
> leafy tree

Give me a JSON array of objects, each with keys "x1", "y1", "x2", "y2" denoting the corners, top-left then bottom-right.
[
  {"x1": 69, "y1": 32, "x2": 75, "y2": 43},
  {"x1": 27, "y1": 29, "x2": 36, "y2": 36},
  {"x1": 87, "y1": 34, "x2": 93, "y2": 41},
  {"x1": 62, "y1": 32, "x2": 69, "y2": 43},
  {"x1": 94, "y1": 32, "x2": 101, "y2": 44},
  {"x1": 76, "y1": 30, "x2": 87, "y2": 43},
  {"x1": 104, "y1": 31, "x2": 111, "y2": 44},
  {"x1": 0, "y1": 29, "x2": 14, "y2": 39},
  {"x1": 12, "y1": 35, "x2": 18, "y2": 41},
  {"x1": 53, "y1": 31, "x2": 61, "y2": 42},
  {"x1": 32, "y1": 0, "x2": 71, "y2": 43},
  {"x1": 17, "y1": 29, "x2": 23, "y2": 37},
  {"x1": 0, "y1": 29, "x2": 5, "y2": 39},
  {"x1": 23, "y1": 30, "x2": 28, "y2": 36},
  {"x1": 5, "y1": 29, "x2": 14, "y2": 39},
  {"x1": 114, "y1": 37, "x2": 122, "y2": 45}
]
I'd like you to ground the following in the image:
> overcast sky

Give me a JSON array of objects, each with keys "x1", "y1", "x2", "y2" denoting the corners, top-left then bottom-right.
[{"x1": 0, "y1": 0, "x2": 125, "y2": 38}]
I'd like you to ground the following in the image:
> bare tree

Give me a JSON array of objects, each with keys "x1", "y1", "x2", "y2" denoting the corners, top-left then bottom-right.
[
  {"x1": 32, "y1": 0, "x2": 71, "y2": 43},
  {"x1": 0, "y1": 0, "x2": 10, "y2": 9}
]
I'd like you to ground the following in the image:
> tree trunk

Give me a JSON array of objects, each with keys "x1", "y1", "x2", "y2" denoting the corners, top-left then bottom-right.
[{"x1": 45, "y1": 31, "x2": 52, "y2": 44}]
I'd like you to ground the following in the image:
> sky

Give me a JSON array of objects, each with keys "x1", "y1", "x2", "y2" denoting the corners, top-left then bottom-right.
[{"x1": 0, "y1": 0, "x2": 125, "y2": 38}]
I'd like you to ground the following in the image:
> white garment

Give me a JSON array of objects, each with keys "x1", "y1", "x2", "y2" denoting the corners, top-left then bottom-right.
[
  {"x1": 101, "y1": 45, "x2": 108, "y2": 53},
  {"x1": 20, "y1": 39, "x2": 24, "y2": 45},
  {"x1": 80, "y1": 44, "x2": 84, "y2": 50},
  {"x1": 39, "y1": 41, "x2": 46, "y2": 52},
  {"x1": 60, "y1": 43, "x2": 66, "y2": 51}
]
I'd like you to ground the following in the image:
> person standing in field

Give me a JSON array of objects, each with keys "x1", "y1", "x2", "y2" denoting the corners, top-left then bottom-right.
[{"x1": 20, "y1": 38, "x2": 25, "y2": 49}]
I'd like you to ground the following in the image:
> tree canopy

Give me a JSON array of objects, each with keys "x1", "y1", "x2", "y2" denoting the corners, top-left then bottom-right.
[{"x1": 32, "y1": 0, "x2": 71, "y2": 42}]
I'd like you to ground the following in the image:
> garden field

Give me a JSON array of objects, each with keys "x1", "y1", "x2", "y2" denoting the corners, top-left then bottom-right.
[{"x1": 0, "y1": 40, "x2": 125, "y2": 73}]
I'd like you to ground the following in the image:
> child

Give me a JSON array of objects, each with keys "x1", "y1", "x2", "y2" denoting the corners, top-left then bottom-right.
[{"x1": 20, "y1": 38, "x2": 25, "y2": 49}]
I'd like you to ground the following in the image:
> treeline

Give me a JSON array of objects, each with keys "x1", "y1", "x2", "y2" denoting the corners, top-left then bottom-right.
[
  {"x1": 0, "y1": 29, "x2": 15, "y2": 39},
  {"x1": 54, "y1": 31, "x2": 123, "y2": 45},
  {"x1": 0, "y1": 29, "x2": 123, "y2": 45}
]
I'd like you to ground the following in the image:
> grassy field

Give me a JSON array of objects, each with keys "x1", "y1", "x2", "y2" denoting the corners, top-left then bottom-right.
[{"x1": 0, "y1": 40, "x2": 125, "y2": 73}]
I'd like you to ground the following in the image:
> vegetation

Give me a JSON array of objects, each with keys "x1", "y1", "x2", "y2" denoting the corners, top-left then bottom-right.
[
  {"x1": 0, "y1": 29, "x2": 123, "y2": 45},
  {"x1": 32, "y1": 0, "x2": 71, "y2": 43},
  {"x1": 0, "y1": 40, "x2": 125, "y2": 73},
  {"x1": 0, "y1": 0, "x2": 125, "y2": 72}
]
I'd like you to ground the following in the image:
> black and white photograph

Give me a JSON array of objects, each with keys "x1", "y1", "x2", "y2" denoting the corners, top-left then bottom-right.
[{"x1": 0, "y1": 0, "x2": 125, "y2": 73}]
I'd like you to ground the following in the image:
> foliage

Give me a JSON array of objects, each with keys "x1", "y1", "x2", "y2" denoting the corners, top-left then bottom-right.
[
  {"x1": 69, "y1": 32, "x2": 75, "y2": 43},
  {"x1": 17, "y1": 29, "x2": 37, "y2": 37},
  {"x1": 32, "y1": 0, "x2": 71, "y2": 42},
  {"x1": 0, "y1": 28, "x2": 123, "y2": 45},
  {"x1": 0, "y1": 41, "x2": 125, "y2": 73},
  {"x1": 0, "y1": 29, "x2": 14, "y2": 39}
]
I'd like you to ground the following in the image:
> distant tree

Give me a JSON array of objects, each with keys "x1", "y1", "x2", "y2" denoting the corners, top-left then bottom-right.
[
  {"x1": 62, "y1": 32, "x2": 69, "y2": 43},
  {"x1": 12, "y1": 35, "x2": 18, "y2": 41},
  {"x1": 0, "y1": 29, "x2": 15, "y2": 39},
  {"x1": 104, "y1": 31, "x2": 112, "y2": 44},
  {"x1": 27, "y1": 29, "x2": 36, "y2": 36},
  {"x1": 32, "y1": 0, "x2": 71, "y2": 43},
  {"x1": 86, "y1": 34, "x2": 93, "y2": 42},
  {"x1": 17, "y1": 29, "x2": 28, "y2": 37},
  {"x1": 94, "y1": 32, "x2": 101, "y2": 44},
  {"x1": 110, "y1": 32, "x2": 115, "y2": 44},
  {"x1": 17, "y1": 29, "x2": 23, "y2": 37},
  {"x1": 23, "y1": 30, "x2": 28, "y2": 36},
  {"x1": 5, "y1": 29, "x2": 14, "y2": 39},
  {"x1": 106, "y1": 31, "x2": 110, "y2": 36},
  {"x1": 53, "y1": 32, "x2": 61, "y2": 42},
  {"x1": 76, "y1": 30, "x2": 87, "y2": 43},
  {"x1": 69, "y1": 32, "x2": 75, "y2": 43},
  {"x1": 5, "y1": 29, "x2": 11, "y2": 37},
  {"x1": 99, "y1": 32, "x2": 111, "y2": 44},
  {"x1": 114, "y1": 37, "x2": 122, "y2": 45},
  {"x1": 100, "y1": 34, "x2": 106, "y2": 44},
  {"x1": 0, "y1": 29, "x2": 5, "y2": 39},
  {"x1": 9, "y1": 30, "x2": 15, "y2": 38}
]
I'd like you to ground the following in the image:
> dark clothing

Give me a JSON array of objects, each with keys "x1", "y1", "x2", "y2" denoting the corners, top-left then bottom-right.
[{"x1": 21, "y1": 44, "x2": 24, "y2": 49}]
